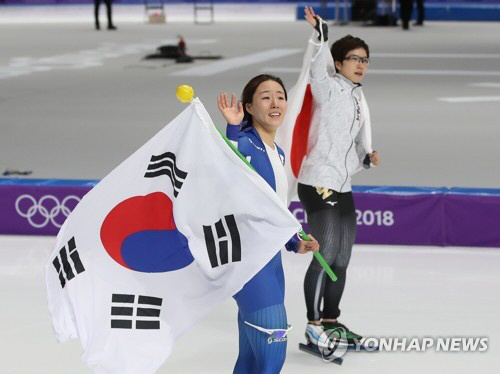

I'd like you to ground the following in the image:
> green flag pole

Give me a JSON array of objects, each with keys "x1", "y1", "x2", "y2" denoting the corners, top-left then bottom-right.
[{"x1": 214, "y1": 125, "x2": 337, "y2": 282}]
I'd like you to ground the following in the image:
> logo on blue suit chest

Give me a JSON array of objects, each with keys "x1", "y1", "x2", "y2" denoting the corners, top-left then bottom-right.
[{"x1": 247, "y1": 138, "x2": 265, "y2": 152}]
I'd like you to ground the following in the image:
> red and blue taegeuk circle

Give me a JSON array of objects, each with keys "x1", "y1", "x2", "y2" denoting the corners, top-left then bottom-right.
[{"x1": 100, "y1": 192, "x2": 193, "y2": 272}]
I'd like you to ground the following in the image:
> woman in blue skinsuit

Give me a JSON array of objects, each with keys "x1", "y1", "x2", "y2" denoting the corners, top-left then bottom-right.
[{"x1": 217, "y1": 74, "x2": 319, "y2": 373}]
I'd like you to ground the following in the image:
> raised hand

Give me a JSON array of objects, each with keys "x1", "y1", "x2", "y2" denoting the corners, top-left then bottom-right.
[
  {"x1": 217, "y1": 92, "x2": 244, "y2": 125},
  {"x1": 304, "y1": 6, "x2": 319, "y2": 28}
]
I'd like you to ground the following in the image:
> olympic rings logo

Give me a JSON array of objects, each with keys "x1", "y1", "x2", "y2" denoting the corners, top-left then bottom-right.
[{"x1": 15, "y1": 194, "x2": 81, "y2": 229}]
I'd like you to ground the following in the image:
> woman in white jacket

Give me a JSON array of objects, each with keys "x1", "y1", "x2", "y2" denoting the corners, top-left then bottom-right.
[{"x1": 300, "y1": 6, "x2": 380, "y2": 347}]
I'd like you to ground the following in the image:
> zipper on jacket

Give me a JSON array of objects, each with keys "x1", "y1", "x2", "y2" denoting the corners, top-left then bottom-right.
[{"x1": 339, "y1": 85, "x2": 359, "y2": 192}]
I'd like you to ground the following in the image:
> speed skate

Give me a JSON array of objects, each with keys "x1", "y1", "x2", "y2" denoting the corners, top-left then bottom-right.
[{"x1": 299, "y1": 342, "x2": 344, "y2": 365}]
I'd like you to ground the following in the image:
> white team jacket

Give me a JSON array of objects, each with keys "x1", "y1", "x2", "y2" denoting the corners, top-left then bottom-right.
[{"x1": 298, "y1": 39, "x2": 372, "y2": 193}]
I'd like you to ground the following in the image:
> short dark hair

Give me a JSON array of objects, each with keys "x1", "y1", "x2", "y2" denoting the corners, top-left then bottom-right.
[
  {"x1": 330, "y1": 35, "x2": 370, "y2": 65},
  {"x1": 241, "y1": 74, "x2": 287, "y2": 125}
]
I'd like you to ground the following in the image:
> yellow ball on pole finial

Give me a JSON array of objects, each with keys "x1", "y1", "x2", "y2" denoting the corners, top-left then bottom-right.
[{"x1": 176, "y1": 84, "x2": 194, "y2": 103}]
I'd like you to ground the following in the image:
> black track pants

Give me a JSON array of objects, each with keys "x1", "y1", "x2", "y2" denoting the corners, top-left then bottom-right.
[{"x1": 298, "y1": 183, "x2": 357, "y2": 321}]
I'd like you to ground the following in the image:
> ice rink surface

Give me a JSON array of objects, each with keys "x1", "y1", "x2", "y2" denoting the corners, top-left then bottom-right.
[
  {"x1": 1, "y1": 12, "x2": 500, "y2": 187},
  {"x1": 1, "y1": 236, "x2": 499, "y2": 373},
  {"x1": 1, "y1": 5, "x2": 500, "y2": 373}
]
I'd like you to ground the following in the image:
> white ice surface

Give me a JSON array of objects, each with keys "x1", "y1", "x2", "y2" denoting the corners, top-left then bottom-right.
[{"x1": 1, "y1": 235, "x2": 499, "y2": 373}]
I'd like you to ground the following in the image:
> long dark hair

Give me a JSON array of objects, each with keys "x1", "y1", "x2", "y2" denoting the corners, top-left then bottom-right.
[{"x1": 241, "y1": 74, "x2": 287, "y2": 125}]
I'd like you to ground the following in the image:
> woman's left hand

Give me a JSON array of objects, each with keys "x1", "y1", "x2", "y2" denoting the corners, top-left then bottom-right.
[
  {"x1": 217, "y1": 92, "x2": 244, "y2": 125},
  {"x1": 304, "y1": 6, "x2": 318, "y2": 28},
  {"x1": 297, "y1": 234, "x2": 320, "y2": 254},
  {"x1": 369, "y1": 151, "x2": 380, "y2": 166}
]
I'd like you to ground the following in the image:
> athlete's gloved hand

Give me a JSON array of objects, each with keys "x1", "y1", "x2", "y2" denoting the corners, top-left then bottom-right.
[
  {"x1": 363, "y1": 151, "x2": 380, "y2": 168},
  {"x1": 304, "y1": 6, "x2": 329, "y2": 42},
  {"x1": 363, "y1": 154, "x2": 371, "y2": 169},
  {"x1": 314, "y1": 18, "x2": 328, "y2": 41}
]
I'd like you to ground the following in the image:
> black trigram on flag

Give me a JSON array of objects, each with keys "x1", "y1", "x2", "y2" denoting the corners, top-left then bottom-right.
[
  {"x1": 144, "y1": 151, "x2": 187, "y2": 197},
  {"x1": 203, "y1": 214, "x2": 241, "y2": 268},
  {"x1": 110, "y1": 293, "x2": 163, "y2": 330},
  {"x1": 52, "y1": 237, "x2": 85, "y2": 288}
]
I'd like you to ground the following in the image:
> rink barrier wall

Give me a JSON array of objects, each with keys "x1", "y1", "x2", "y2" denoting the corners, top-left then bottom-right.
[
  {"x1": 297, "y1": 2, "x2": 500, "y2": 22},
  {"x1": 1, "y1": 1, "x2": 500, "y2": 22},
  {"x1": 1, "y1": 178, "x2": 499, "y2": 248}
]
